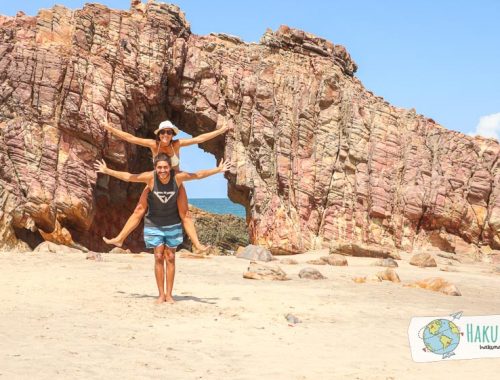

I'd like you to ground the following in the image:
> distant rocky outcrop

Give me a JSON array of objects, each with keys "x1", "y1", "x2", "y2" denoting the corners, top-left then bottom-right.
[
  {"x1": 0, "y1": 1, "x2": 498, "y2": 255},
  {"x1": 187, "y1": 205, "x2": 249, "y2": 253}
]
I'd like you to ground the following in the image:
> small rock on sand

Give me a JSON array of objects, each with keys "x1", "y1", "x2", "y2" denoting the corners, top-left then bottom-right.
[
  {"x1": 352, "y1": 276, "x2": 367, "y2": 283},
  {"x1": 321, "y1": 254, "x2": 348, "y2": 266},
  {"x1": 178, "y1": 249, "x2": 210, "y2": 259},
  {"x1": 298, "y1": 268, "x2": 326, "y2": 280},
  {"x1": 407, "y1": 277, "x2": 461, "y2": 296},
  {"x1": 306, "y1": 259, "x2": 327, "y2": 265},
  {"x1": 410, "y1": 252, "x2": 437, "y2": 267},
  {"x1": 373, "y1": 258, "x2": 398, "y2": 268},
  {"x1": 279, "y1": 258, "x2": 298, "y2": 265},
  {"x1": 34, "y1": 241, "x2": 83, "y2": 254},
  {"x1": 440, "y1": 266, "x2": 458, "y2": 272},
  {"x1": 85, "y1": 251, "x2": 103, "y2": 261},
  {"x1": 285, "y1": 314, "x2": 301, "y2": 324},
  {"x1": 109, "y1": 247, "x2": 131, "y2": 254},
  {"x1": 376, "y1": 268, "x2": 400, "y2": 283}
]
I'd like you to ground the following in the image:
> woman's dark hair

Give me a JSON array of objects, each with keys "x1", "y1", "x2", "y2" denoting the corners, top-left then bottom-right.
[{"x1": 153, "y1": 153, "x2": 171, "y2": 167}]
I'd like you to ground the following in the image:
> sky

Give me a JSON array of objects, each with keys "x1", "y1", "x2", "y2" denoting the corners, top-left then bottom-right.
[{"x1": 2, "y1": 1, "x2": 499, "y2": 197}]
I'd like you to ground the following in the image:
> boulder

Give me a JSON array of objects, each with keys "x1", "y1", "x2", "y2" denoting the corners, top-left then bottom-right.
[
  {"x1": 243, "y1": 261, "x2": 288, "y2": 281},
  {"x1": 236, "y1": 245, "x2": 273, "y2": 262}
]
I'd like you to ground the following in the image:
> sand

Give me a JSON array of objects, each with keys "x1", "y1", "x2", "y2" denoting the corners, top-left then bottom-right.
[{"x1": 0, "y1": 249, "x2": 499, "y2": 379}]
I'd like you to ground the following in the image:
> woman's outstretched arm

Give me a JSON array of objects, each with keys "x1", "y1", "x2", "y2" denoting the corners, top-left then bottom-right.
[
  {"x1": 177, "y1": 124, "x2": 233, "y2": 148},
  {"x1": 103, "y1": 122, "x2": 156, "y2": 149},
  {"x1": 94, "y1": 159, "x2": 153, "y2": 183}
]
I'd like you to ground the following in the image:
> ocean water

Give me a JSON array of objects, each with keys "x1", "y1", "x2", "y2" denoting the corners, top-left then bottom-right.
[{"x1": 190, "y1": 198, "x2": 246, "y2": 218}]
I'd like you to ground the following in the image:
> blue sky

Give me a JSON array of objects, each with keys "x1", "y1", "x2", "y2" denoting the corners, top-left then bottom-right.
[{"x1": 2, "y1": 1, "x2": 499, "y2": 197}]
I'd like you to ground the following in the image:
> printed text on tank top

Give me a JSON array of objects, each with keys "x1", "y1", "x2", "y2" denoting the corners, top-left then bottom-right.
[{"x1": 153, "y1": 173, "x2": 175, "y2": 204}]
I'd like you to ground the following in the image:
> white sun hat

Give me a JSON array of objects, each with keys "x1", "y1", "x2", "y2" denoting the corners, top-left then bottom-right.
[{"x1": 154, "y1": 120, "x2": 179, "y2": 135}]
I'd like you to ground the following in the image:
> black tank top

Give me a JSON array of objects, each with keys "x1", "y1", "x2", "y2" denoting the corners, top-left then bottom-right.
[{"x1": 144, "y1": 169, "x2": 181, "y2": 227}]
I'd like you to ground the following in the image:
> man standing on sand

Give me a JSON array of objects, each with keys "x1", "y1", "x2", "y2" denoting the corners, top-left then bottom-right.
[{"x1": 95, "y1": 153, "x2": 230, "y2": 304}]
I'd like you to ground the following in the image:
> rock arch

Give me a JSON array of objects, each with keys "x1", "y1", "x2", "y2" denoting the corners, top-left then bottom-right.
[{"x1": 0, "y1": 1, "x2": 499, "y2": 256}]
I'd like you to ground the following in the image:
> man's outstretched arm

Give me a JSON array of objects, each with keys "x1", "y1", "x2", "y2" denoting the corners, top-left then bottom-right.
[
  {"x1": 176, "y1": 158, "x2": 231, "y2": 184},
  {"x1": 94, "y1": 159, "x2": 153, "y2": 184}
]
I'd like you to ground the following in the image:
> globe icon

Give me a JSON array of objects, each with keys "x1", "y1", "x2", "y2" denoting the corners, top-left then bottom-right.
[{"x1": 421, "y1": 319, "x2": 460, "y2": 358}]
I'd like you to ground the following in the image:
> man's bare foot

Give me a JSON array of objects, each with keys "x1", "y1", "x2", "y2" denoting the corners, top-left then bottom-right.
[
  {"x1": 103, "y1": 236, "x2": 123, "y2": 248},
  {"x1": 165, "y1": 296, "x2": 176, "y2": 304},
  {"x1": 155, "y1": 295, "x2": 166, "y2": 304}
]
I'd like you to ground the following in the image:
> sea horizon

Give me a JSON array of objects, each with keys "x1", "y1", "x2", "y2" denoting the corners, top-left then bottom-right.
[{"x1": 189, "y1": 198, "x2": 246, "y2": 218}]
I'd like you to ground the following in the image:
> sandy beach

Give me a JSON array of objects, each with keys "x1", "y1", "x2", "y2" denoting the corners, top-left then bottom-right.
[{"x1": 0, "y1": 250, "x2": 499, "y2": 379}]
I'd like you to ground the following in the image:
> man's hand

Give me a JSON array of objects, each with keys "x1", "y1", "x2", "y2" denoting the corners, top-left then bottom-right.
[
  {"x1": 218, "y1": 158, "x2": 231, "y2": 173},
  {"x1": 94, "y1": 159, "x2": 108, "y2": 174}
]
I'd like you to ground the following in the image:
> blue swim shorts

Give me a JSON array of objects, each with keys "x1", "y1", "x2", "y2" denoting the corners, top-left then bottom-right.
[{"x1": 144, "y1": 223, "x2": 183, "y2": 249}]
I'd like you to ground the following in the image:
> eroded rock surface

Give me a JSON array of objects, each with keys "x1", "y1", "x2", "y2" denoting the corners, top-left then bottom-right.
[{"x1": 0, "y1": 1, "x2": 499, "y2": 255}]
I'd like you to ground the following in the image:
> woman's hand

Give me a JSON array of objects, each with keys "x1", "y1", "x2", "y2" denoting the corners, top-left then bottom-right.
[
  {"x1": 218, "y1": 158, "x2": 231, "y2": 173},
  {"x1": 94, "y1": 159, "x2": 108, "y2": 175},
  {"x1": 102, "y1": 121, "x2": 113, "y2": 132},
  {"x1": 221, "y1": 124, "x2": 234, "y2": 134}
]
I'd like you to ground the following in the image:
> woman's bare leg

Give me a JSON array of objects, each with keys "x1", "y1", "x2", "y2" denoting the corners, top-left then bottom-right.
[
  {"x1": 154, "y1": 245, "x2": 166, "y2": 304},
  {"x1": 164, "y1": 247, "x2": 176, "y2": 303},
  {"x1": 177, "y1": 184, "x2": 207, "y2": 252},
  {"x1": 103, "y1": 186, "x2": 149, "y2": 247}
]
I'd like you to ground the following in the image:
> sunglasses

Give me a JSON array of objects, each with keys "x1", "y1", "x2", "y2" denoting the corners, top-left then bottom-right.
[{"x1": 159, "y1": 129, "x2": 174, "y2": 136}]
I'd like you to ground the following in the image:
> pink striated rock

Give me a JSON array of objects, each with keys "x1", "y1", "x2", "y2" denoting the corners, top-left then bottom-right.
[{"x1": 0, "y1": 2, "x2": 499, "y2": 258}]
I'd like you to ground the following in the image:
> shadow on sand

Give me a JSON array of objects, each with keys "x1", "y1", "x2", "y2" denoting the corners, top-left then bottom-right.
[{"x1": 118, "y1": 291, "x2": 218, "y2": 304}]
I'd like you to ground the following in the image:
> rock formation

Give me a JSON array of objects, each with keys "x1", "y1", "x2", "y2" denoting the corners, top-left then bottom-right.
[{"x1": 0, "y1": 1, "x2": 499, "y2": 255}]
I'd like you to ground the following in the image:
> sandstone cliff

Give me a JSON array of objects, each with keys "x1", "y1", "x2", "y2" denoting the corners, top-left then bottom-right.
[{"x1": 0, "y1": 1, "x2": 498, "y2": 255}]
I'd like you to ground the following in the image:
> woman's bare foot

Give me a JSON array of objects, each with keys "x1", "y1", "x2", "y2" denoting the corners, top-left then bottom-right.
[
  {"x1": 102, "y1": 236, "x2": 123, "y2": 248},
  {"x1": 165, "y1": 296, "x2": 176, "y2": 304},
  {"x1": 193, "y1": 244, "x2": 209, "y2": 254},
  {"x1": 155, "y1": 295, "x2": 166, "y2": 304}
]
